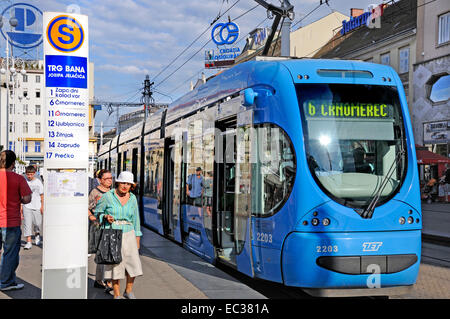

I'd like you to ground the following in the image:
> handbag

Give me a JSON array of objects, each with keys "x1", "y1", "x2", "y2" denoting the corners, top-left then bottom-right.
[
  {"x1": 88, "y1": 220, "x2": 102, "y2": 254},
  {"x1": 94, "y1": 217, "x2": 123, "y2": 265}
]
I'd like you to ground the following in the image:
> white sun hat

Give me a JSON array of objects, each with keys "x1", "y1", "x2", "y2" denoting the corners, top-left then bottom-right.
[{"x1": 115, "y1": 171, "x2": 135, "y2": 184}]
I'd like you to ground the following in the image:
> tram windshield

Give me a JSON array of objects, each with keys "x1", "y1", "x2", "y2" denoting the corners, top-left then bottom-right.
[{"x1": 296, "y1": 84, "x2": 407, "y2": 208}]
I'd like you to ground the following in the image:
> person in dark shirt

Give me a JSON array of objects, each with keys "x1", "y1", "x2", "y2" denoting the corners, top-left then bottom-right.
[{"x1": 0, "y1": 150, "x2": 32, "y2": 291}]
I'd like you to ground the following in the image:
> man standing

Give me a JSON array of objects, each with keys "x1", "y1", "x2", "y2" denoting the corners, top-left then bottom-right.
[
  {"x1": 22, "y1": 165, "x2": 44, "y2": 250},
  {"x1": 0, "y1": 150, "x2": 32, "y2": 291},
  {"x1": 186, "y1": 167, "x2": 204, "y2": 207}
]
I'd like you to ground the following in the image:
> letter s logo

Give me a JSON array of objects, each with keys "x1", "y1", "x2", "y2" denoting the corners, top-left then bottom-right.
[
  {"x1": 47, "y1": 15, "x2": 84, "y2": 52},
  {"x1": 58, "y1": 24, "x2": 74, "y2": 44}
]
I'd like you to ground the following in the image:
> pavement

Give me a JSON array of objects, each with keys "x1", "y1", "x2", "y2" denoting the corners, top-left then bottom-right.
[
  {"x1": 0, "y1": 226, "x2": 266, "y2": 300},
  {"x1": 0, "y1": 201, "x2": 448, "y2": 300}
]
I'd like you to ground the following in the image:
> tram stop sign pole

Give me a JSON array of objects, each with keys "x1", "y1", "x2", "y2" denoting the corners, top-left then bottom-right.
[{"x1": 42, "y1": 12, "x2": 89, "y2": 299}]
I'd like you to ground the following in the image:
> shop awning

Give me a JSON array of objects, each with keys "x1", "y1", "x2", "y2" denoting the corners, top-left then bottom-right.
[{"x1": 416, "y1": 145, "x2": 450, "y2": 165}]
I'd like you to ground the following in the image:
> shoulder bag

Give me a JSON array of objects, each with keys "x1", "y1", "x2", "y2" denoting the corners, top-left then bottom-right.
[{"x1": 94, "y1": 217, "x2": 123, "y2": 265}]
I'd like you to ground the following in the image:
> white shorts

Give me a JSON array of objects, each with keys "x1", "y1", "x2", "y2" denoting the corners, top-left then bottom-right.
[{"x1": 23, "y1": 207, "x2": 42, "y2": 237}]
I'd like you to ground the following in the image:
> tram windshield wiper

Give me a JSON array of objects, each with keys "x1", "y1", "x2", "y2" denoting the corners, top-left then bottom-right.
[{"x1": 360, "y1": 148, "x2": 406, "y2": 219}]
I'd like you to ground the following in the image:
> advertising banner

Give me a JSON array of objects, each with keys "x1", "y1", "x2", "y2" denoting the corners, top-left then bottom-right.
[{"x1": 423, "y1": 120, "x2": 449, "y2": 144}]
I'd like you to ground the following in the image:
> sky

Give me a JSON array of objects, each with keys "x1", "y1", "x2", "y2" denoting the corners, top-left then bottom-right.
[{"x1": 0, "y1": 0, "x2": 384, "y2": 132}]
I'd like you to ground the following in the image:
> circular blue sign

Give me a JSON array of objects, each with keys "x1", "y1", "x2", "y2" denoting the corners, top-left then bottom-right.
[
  {"x1": 211, "y1": 22, "x2": 239, "y2": 46},
  {"x1": 0, "y1": 3, "x2": 43, "y2": 50}
]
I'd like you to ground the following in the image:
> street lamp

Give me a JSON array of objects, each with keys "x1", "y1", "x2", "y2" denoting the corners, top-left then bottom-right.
[
  {"x1": 0, "y1": 14, "x2": 27, "y2": 171},
  {"x1": 10, "y1": 58, "x2": 27, "y2": 170},
  {"x1": 9, "y1": 16, "x2": 17, "y2": 28}
]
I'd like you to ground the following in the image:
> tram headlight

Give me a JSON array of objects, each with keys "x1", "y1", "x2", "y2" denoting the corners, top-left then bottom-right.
[
  {"x1": 399, "y1": 216, "x2": 406, "y2": 225},
  {"x1": 322, "y1": 218, "x2": 330, "y2": 226},
  {"x1": 407, "y1": 216, "x2": 414, "y2": 224},
  {"x1": 311, "y1": 218, "x2": 319, "y2": 226},
  {"x1": 319, "y1": 135, "x2": 331, "y2": 146}
]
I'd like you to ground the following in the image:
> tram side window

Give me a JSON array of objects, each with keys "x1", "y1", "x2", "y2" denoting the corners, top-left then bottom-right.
[
  {"x1": 202, "y1": 124, "x2": 215, "y2": 242},
  {"x1": 144, "y1": 150, "x2": 151, "y2": 196},
  {"x1": 144, "y1": 148, "x2": 164, "y2": 205},
  {"x1": 133, "y1": 147, "x2": 140, "y2": 195},
  {"x1": 110, "y1": 152, "x2": 117, "y2": 178},
  {"x1": 117, "y1": 153, "x2": 122, "y2": 177},
  {"x1": 252, "y1": 124, "x2": 296, "y2": 216},
  {"x1": 123, "y1": 151, "x2": 127, "y2": 172},
  {"x1": 185, "y1": 120, "x2": 203, "y2": 206}
]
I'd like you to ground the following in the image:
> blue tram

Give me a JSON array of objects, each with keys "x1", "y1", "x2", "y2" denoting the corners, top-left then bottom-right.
[{"x1": 97, "y1": 58, "x2": 421, "y2": 296}]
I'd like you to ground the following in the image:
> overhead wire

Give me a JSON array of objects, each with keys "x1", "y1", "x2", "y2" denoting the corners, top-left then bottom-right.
[
  {"x1": 291, "y1": 1, "x2": 323, "y2": 30},
  {"x1": 155, "y1": 3, "x2": 260, "y2": 90},
  {"x1": 153, "y1": 88, "x2": 174, "y2": 102},
  {"x1": 152, "y1": 0, "x2": 242, "y2": 82},
  {"x1": 167, "y1": 15, "x2": 267, "y2": 96}
]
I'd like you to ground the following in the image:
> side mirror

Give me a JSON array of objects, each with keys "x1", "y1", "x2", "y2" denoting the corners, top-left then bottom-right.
[{"x1": 241, "y1": 88, "x2": 258, "y2": 107}]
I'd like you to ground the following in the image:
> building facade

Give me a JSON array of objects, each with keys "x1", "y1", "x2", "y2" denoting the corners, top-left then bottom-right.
[
  {"x1": 413, "y1": 0, "x2": 450, "y2": 157},
  {"x1": 0, "y1": 60, "x2": 45, "y2": 164},
  {"x1": 236, "y1": 11, "x2": 349, "y2": 63},
  {"x1": 315, "y1": 0, "x2": 417, "y2": 110},
  {"x1": 290, "y1": 11, "x2": 349, "y2": 58}
]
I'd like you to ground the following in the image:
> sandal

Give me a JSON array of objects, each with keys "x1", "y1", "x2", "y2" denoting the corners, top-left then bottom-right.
[
  {"x1": 93, "y1": 280, "x2": 105, "y2": 289},
  {"x1": 104, "y1": 281, "x2": 113, "y2": 293}
]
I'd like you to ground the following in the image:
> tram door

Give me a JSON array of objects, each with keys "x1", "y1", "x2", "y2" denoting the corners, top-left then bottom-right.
[
  {"x1": 162, "y1": 137, "x2": 182, "y2": 242},
  {"x1": 215, "y1": 125, "x2": 237, "y2": 266},
  {"x1": 162, "y1": 138, "x2": 175, "y2": 237},
  {"x1": 214, "y1": 117, "x2": 254, "y2": 276}
]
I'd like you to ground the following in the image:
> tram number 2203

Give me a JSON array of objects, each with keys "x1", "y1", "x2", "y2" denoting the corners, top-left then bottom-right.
[
  {"x1": 256, "y1": 232, "x2": 273, "y2": 243},
  {"x1": 316, "y1": 245, "x2": 338, "y2": 253}
]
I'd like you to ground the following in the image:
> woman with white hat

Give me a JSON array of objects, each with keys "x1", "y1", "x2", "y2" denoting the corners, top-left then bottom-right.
[{"x1": 94, "y1": 171, "x2": 143, "y2": 299}]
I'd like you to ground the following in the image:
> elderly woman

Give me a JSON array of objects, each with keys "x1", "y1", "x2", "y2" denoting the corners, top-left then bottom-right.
[
  {"x1": 94, "y1": 171, "x2": 143, "y2": 299},
  {"x1": 88, "y1": 169, "x2": 113, "y2": 292}
]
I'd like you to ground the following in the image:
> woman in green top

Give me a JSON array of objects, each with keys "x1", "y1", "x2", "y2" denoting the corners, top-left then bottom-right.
[{"x1": 95, "y1": 171, "x2": 143, "y2": 299}]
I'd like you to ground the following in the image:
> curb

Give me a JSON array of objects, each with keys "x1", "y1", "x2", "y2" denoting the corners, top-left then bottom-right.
[{"x1": 422, "y1": 233, "x2": 450, "y2": 247}]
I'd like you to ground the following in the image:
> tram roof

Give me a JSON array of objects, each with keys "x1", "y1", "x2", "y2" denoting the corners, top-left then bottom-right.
[{"x1": 166, "y1": 58, "x2": 397, "y2": 118}]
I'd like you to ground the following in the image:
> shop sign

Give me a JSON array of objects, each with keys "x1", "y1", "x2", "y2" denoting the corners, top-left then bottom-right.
[
  {"x1": 340, "y1": 4, "x2": 384, "y2": 35},
  {"x1": 205, "y1": 47, "x2": 240, "y2": 69}
]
